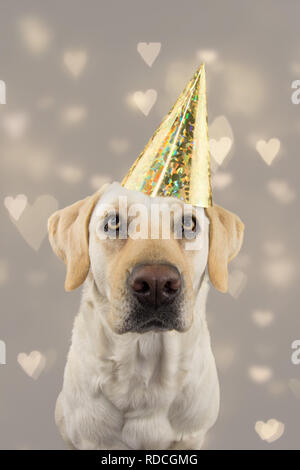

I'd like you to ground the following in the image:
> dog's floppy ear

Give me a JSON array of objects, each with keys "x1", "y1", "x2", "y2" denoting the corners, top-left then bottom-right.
[
  {"x1": 205, "y1": 204, "x2": 244, "y2": 293},
  {"x1": 48, "y1": 185, "x2": 109, "y2": 291}
]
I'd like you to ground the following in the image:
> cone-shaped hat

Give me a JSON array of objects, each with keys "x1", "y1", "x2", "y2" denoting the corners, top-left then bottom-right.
[{"x1": 122, "y1": 64, "x2": 212, "y2": 207}]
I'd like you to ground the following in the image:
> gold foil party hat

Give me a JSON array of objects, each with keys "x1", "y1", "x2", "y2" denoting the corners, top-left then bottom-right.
[{"x1": 122, "y1": 64, "x2": 212, "y2": 207}]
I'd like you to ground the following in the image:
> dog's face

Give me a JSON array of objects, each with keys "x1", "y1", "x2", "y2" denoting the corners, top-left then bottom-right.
[
  {"x1": 48, "y1": 183, "x2": 244, "y2": 335},
  {"x1": 88, "y1": 183, "x2": 209, "y2": 334}
]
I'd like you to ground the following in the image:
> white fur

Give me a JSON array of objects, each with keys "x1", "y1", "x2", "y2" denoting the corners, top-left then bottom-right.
[{"x1": 55, "y1": 184, "x2": 220, "y2": 450}]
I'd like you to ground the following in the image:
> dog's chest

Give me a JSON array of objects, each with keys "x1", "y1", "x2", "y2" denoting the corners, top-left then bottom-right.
[
  {"x1": 103, "y1": 335, "x2": 175, "y2": 408},
  {"x1": 101, "y1": 335, "x2": 181, "y2": 448}
]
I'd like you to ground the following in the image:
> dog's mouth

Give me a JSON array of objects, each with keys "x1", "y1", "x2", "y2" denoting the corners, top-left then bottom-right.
[
  {"x1": 123, "y1": 312, "x2": 183, "y2": 334},
  {"x1": 135, "y1": 318, "x2": 170, "y2": 333}
]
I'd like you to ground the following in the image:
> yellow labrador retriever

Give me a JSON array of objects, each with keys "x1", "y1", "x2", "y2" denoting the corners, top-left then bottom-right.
[{"x1": 48, "y1": 182, "x2": 244, "y2": 450}]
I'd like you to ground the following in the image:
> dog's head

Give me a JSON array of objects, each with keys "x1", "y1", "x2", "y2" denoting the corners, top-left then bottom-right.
[{"x1": 48, "y1": 183, "x2": 244, "y2": 334}]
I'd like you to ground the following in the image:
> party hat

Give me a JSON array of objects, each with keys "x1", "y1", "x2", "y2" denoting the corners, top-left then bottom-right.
[{"x1": 122, "y1": 64, "x2": 212, "y2": 207}]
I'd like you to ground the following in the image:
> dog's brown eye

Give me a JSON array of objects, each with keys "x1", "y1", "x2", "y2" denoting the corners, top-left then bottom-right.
[
  {"x1": 182, "y1": 215, "x2": 197, "y2": 233},
  {"x1": 104, "y1": 214, "x2": 120, "y2": 232}
]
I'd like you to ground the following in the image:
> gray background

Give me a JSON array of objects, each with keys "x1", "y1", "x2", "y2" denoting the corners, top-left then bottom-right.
[{"x1": 0, "y1": 0, "x2": 299, "y2": 449}]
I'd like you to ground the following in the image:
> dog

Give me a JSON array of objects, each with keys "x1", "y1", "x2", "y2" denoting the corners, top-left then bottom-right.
[{"x1": 48, "y1": 182, "x2": 244, "y2": 450}]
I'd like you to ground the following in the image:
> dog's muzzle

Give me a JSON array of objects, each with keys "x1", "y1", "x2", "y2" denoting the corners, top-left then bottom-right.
[{"x1": 125, "y1": 264, "x2": 183, "y2": 333}]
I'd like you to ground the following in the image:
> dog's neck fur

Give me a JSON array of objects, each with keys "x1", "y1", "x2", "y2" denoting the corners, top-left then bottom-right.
[{"x1": 63, "y1": 272, "x2": 219, "y2": 450}]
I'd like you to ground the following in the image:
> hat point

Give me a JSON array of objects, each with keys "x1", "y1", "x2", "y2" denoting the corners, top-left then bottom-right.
[{"x1": 122, "y1": 64, "x2": 212, "y2": 207}]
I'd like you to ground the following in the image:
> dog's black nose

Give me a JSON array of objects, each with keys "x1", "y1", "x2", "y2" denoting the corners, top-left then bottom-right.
[{"x1": 128, "y1": 264, "x2": 181, "y2": 309}]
